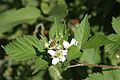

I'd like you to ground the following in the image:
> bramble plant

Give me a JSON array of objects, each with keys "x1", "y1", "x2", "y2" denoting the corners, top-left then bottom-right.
[
  {"x1": 0, "y1": 0, "x2": 120, "y2": 80},
  {"x1": 2, "y1": 15, "x2": 120, "y2": 80}
]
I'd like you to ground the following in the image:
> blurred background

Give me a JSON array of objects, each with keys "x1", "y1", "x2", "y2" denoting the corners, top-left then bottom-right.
[{"x1": 0, "y1": 0, "x2": 120, "y2": 80}]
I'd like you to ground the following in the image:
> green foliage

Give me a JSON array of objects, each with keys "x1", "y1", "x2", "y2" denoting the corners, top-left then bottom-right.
[
  {"x1": 80, "y1": 47, "x2": 101, "y2": 64},
  {"x1": 1, "y1": 1, "x2": 120, "y2": 79},
  {"x1": 49, "y1": 19, "x2": 65, "y2": 39},
  {"x1": 87, "y1": 70, "x2": 120, "y2": 80},
  {"x1": 46, "y1": 0, "x2": 68, "y2": 21},
  {"x1": 0, "y1": 6, "x2": 41, "y2": 34},
  {"x1": 49, "y1": 66, "x2": 63, "y2": 80},
  {"x1": 83, "y1": 34, "x2": 113, "y2": 49},
  {"x1": 32, "y1": 71, "x2": 46, "y2": 80},
  {"x1": 74, "y1": 15, "x2": 90, "y2": 49},
  {"x1": 105, "y1": 16, "x2": 120, "y2": 65},
  {"x1": 67, "y1": 45, "x2": 81, "y2": 61},
  {"x1": 22, "y1": 0, "x2": 38, "y2": 7},
  {"x1": 105, "y1": 34, "x2": 120, "y2": 56},
  {"x1": 3, "y1": 35, "x2": 45, "y2": 61},
  {"x1": 112, "y1": 16, "x2": 120, "y2": 36},
  {"x1": 32, "y1": 58, "x2": 48, "y2": 74}
]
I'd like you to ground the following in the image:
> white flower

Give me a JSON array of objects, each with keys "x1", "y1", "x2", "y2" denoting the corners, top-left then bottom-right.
[
  {"x1": 45, "y1": 43, "x2": 49, "y2": 48},
  {"x1": 63, "y1": 38, "x2": 78, "y2": 49},
  {"x1": 48, "y1": 49, "x2": 68, "y2": 65}
]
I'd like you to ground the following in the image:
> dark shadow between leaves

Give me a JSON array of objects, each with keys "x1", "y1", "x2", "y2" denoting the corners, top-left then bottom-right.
[
  {"x1": 32, "y1": 45, "x2": 51, "y2": 64},
  {"x1": 32, "y1": 45, "x2": 46, "y2": 57}
]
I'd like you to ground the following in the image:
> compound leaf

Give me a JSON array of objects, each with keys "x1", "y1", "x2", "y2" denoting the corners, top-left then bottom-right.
[
  {"x1": 4, "y1": 35, "x2": 45, "y2": 61},
  {"x1": 86, "y1": 70, "x2": 120, "y2": 80},
  {"x1": 83, "y1": 34, "x2": 113, "y2": 49},
  {"x1": 80, "y1": 47, "x2": 101, "y2": 64},
  {"x1": 32, "y1": 58, "x2": 48, "y2": 74},
  {"x1": 67, "y1": 45, "x2": 81, "y2": 61},
  {"x1": 74, "y1": 15, "x2": 90, "y2": 49},
  {"x1": 105, "y1": 34, "x2": 120, "y2": 65},
  {"x1": 112, "y1": 16, "x2": 120, "y2": 36}
]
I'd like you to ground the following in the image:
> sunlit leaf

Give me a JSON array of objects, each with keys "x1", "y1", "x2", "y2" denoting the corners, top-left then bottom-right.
[
  {"x1": 3, "y1": 36, "x2": 45, "y2": 61},
  {"x1": 49, "y1": 19, "x2": 65, "y2": 39},
  {"x1": 74, "y1": 15, "x2": 90, "y2": 49},
  {"x1": 67, "y1": 45, "x2": 81, "y2": 61},
  {"x1": 80, "y1": 47, "x2": 101, "y2": 64},
  {"x1": 83, "y1": 34, "x2": 113, "y2": 49}
]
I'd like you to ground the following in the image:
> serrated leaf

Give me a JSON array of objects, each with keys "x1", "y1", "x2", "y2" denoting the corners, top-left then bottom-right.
[
  {"x1": 49, "y1": 19, "x2": 65, "y2": 39},
  {"x1": 83, "y1": 34, "x2": 113, "y2": 49},
  {"x1": 4, "y1": 36, "x2": 45, "y2": 61},
  {"x1": 105, "y1": 34, "x2": 120, "y2": 65},
  {"x1": 112, "y1": 16, "x2": 120, "y2": 36},
  {"x1": 0, "y1": 6, "x2": 41, "y2": 34},
  {"x1": 74, "y1": 15, "x2": 90, "y2": 49},
  {"x1": 80, "y1": 48, "x2": 101, "y2": 64},
  {"x1": 105, "y1": 34, "x2": 120, "y2": 55},
  {"x1": 32, "y1": 58, "x2": 48, "y2": 74},
  {"x1": 86, "y1": 70, "x2": 120, "y2": 80},
  {"x1": 49, "y1": 66, "x2": 63, "y2": 80},
  {"x1": 67, "y1": 45, "x2": 81, "y2": 61}
]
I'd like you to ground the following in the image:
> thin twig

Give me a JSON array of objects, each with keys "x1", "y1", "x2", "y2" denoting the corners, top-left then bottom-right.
[
  {"x1": 34, "y1": 23, "x2": 45, "y2": 36},
  {"x1": 65, "y1": 63, "x2": 120, "y2": 70}
]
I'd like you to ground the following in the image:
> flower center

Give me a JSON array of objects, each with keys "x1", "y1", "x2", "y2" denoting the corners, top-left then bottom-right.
[{"x1": 54, "y1": 51, "x2": 62, "y2": 58}]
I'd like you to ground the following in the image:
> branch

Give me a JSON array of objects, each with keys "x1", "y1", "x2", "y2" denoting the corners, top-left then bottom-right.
[{"x1": 65, "y1": 63, "x2": 120, "y2": 70}]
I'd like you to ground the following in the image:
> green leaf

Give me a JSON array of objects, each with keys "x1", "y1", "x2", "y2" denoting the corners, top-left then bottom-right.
[
  {"x1": 22, "y1": 0, "x2": 38, "y2": 7},
  {"x1": 41, "y1": 1, "x2": 54, "y2": 14},
  {"x1": 49, "y1": 19, "x2": 65, "y2": 39},
  {"x1": 49, "y1": 66, "x2": 63, "y2": 80},
  {"x1": 41, "y1": 2, "x2": 51, "y2": 14},
  {"x1": 80, "y1": 48, "x2": 101, "y2": 64},
  {"x1": 3, "y1": 35, "x2": 45, "y2": 61},
  {"x1": 83, "y1": 34, "x2": 113, "y2": 49},
  {"x1": 32, "y1": 71, "x2": 46, "y2": 80},
  {"x1": 105, "y1": 34, "x2": 120, "y2": 56},
  {"x1": 86, "y1": 70, "x2": 120, "y2": 80},
  {"x1": 67, "y1": 45, "x2": 81, "y2": 61},
  {"x1": 32, "y1": 58, "x2": 48, "y2": 74},
  {"x1": 105, "y1": 34, "x2": 120, "y2": 65},
  {"x1": 47, "y1": 1, "x2": 68, "y2": 21},
  {"x1": 74, "y1": 15, "x2": 90, "y2": 49},
  {"x1": 0, "y1": 6, "x2": 41, "y2": 34},
  {"x1": 112, "y1": 16, "x2": 120, "y2": 36}
]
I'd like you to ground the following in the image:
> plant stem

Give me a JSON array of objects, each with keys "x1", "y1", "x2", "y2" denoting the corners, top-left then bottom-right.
[{"x1": 66, "y1": 63, "x2": 120, "y2": 70}]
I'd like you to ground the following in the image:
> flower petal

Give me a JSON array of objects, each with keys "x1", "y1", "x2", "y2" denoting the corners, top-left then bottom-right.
[
  {"x1": 52, "y1": 58, "x2": 59, "y2": 65},
  {"x1": 60, "y1": 56, "x2": 66, "y2": 62},
  {"x1": 62, "y1": 50, "x2": 68, "y2": 55},
  {"x1": 63, "y1": 40, "x2": 70, "y2": 49},
  {"x1": 70, "y1": 38, "x2": 77, "y2": 45},
  {"x1": 48, "y1": 50, "x2": 56, "y2": 56}
]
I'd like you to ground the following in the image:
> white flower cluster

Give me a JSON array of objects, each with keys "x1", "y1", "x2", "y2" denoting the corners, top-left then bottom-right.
[{"x1": 45, "y1": 38, "x2": 78, "y2": 65}]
